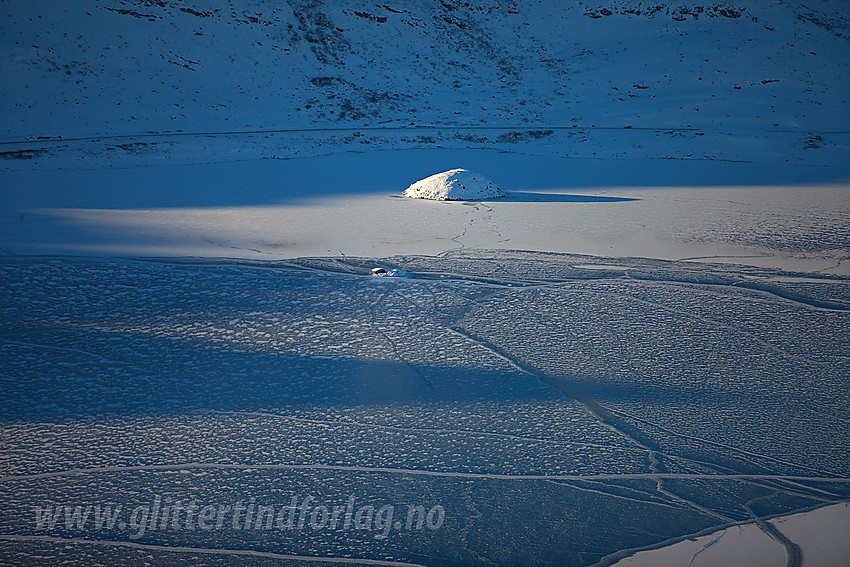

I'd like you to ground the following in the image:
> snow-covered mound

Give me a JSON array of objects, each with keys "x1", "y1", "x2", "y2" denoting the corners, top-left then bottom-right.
[{"x1": 404, "y1": 169, "x2": 504, "y2": 201}]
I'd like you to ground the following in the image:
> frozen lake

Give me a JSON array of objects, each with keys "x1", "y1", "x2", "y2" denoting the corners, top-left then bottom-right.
[
  {"x1": 3, "y1": 145, "x2": 848, "y2": 276},
  {"x1": 1, "y1": 251, "x2": 848, "y2": 565}
]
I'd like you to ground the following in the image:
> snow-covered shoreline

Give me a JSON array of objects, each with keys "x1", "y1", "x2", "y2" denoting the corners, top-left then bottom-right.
[{"x1": 610, "y1": 502, "x2": 850, "y2": 567}]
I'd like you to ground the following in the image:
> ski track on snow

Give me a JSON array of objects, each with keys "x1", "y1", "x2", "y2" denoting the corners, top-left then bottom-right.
[
  {"x1": 2, "y1": 462, "x2": 850, "y2": 484},
  {"x1": 0, "y1": 534, "x2": 425, "y2": 567}
]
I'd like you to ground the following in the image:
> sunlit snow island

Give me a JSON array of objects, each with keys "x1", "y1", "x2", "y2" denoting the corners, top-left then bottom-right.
[{"x1": 403, "y1": 168, "x2": 504, "y2": 201}]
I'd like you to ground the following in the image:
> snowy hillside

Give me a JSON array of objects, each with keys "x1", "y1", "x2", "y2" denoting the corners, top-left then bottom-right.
[{"x1": 1, "y1": 0, "x2": 849, "y2": 157}]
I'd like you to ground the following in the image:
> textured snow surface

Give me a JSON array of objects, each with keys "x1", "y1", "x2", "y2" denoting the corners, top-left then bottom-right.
[
  {"x1": 403, "y1": 169, "x2": 504, "y2": 201},
  {"x1": 1, "y1": 253, "x2": 848, "y2": 566}
]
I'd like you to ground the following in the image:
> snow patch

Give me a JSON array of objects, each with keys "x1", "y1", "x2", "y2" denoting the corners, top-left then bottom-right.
[
  {"x1": 403, "y1": 169, "x2": 504, "y2": 201},
  {"x1": 373, "y1": 268, "x2": 411, "y2": 278}
]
